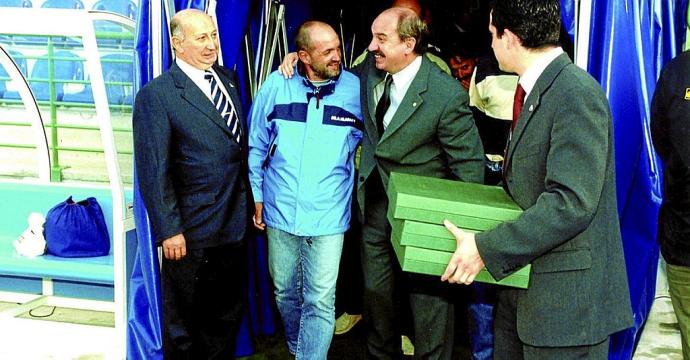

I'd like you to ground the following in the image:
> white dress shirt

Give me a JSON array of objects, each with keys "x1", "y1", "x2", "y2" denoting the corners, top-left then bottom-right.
[{"x1": 375, "y1": 55, "x2": 423, "y2": 129}]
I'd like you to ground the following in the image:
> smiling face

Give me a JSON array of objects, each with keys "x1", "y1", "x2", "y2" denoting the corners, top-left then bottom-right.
[
  {"x1": 299, "y1": 24, "x2": 342, "y2": 81},
  {"x1": 367, "y1": 9, "x2": 415, "y2": 74},
  {"x1": 172, "y1": 11, "x2": 219, "y2": 70}
]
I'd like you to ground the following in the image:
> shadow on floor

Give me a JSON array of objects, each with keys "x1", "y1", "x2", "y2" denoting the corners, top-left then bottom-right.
[{"x1": 239, "y1": 319, "x2": 471, "y2": 360}]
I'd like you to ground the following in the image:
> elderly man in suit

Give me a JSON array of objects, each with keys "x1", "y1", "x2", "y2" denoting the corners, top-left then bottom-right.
[
  {"x1": 133, "y1": 9, "x2": 248, "y2": 359},
  {"x1": 441, "y1": 0, "x2": 632, "y2": 359},
  {"x1": 356, "y1": 7, "x2": 484, "y2": 359}
]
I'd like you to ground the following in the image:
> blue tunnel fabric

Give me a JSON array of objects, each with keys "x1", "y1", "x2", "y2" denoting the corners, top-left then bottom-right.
[{"x1": 586, "y1": 0, "x2": 686, "y2": 358}]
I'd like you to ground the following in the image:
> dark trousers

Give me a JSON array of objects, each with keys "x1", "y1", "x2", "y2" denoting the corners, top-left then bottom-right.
[
  {"x1": 162, "y1": 243, "x2": 247, "y2": 360},
  {"x1": 361, "y1": 174, "x2": 454, "y2": 360},
  {"x1": 494, "y1": 289, "x2": 610, "y2": 360},
  {"x1": 336, "y1": 189, "x2": 363, "y2": 316}
]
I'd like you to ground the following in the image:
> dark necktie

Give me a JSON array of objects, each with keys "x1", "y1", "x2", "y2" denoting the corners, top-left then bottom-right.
[
  {"x1": 511, "y1": 83, "x2": 526, "y2": 131},
  {"x1": 375, "y1": 75, "x2": 393, "y2": 136},
  {"x1": 503, "y1": 83, "x2": 526, "y2": 180},
  {"x1": 204, "y1": 70, "x2": 241, "y2": 143}
]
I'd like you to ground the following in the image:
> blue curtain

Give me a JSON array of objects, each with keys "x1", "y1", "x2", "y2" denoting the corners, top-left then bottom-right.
[
  {"x1": 127, "y1": 1, "x2": 171, "y2": 358},
  {"x1": 560, "y1": 0, "x2": 575, "y2": 41},
  {"x1": 585, "y1": 0, "x2": 686, "y2": 358}
]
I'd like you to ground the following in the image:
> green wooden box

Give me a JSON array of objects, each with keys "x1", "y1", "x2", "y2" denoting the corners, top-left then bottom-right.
[
  {"x1": 390, "y1": 218, "x2": 460, "y2": 252},
  {"x1": 390, "y1": 230, "x2": 531, "y2": 288},
  {"x1": 387, "y1": 172, "x2": 523, "y2": 230}
]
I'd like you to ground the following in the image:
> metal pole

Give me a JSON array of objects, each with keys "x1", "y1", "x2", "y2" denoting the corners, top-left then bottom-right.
[{"x1": 47, "y1": 38, "x2": 61, "y2": 182}]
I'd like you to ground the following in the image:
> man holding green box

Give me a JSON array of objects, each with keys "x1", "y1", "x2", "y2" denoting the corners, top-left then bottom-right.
[
  {"x1": 442, "y1": 0, "x2": 632, "y2": 359},
  {"x1": 356, "y1": 6, "x2": 485, "y2": 360}
]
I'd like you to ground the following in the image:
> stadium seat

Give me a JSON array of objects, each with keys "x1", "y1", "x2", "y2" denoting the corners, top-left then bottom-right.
[
  {"x1": 93, "y1": 19, "x2": 135, "y2": 50},
  {"x1": 0, "y1": 49, "x2": 28, "y2": 99},
  {"x1": 62, "y1": 52, "x2": 134, "y2": 105},
  {"x1": 101, "y1": 53, "x2": 133, "y2": 105},
  {"x1": 91, "y1": 0, "x2": 137, "y2": 19},
  {"x1": 29, "y1": 50, "x2": 84, "y2": 102},
  {"x1": 0, "y1": 0, "x2": 32, "y2": 7},
  {"x1": 40, "y1": 0, "x2": 84, "y2": 9}
]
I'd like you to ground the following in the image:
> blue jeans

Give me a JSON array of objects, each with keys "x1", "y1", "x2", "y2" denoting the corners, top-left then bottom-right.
[{"x1": 267, "y1": 227, "x2": 344, "y2": 360}]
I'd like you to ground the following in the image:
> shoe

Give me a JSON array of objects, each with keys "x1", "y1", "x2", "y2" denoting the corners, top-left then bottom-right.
[
  {"x1": 334, "y1": 312, "x2": 362, "y2": 335},
  {"x1": 401, "y1": 335, "x2": 414, "y2": 356}
]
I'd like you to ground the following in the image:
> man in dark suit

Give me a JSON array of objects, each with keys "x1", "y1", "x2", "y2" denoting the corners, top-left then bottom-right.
[
  {"x1": 132, "y1": 9, "x2": 248, "y2": 359},
  {"x1": 441, "y1": 1, "x2": 632, "y2": 358},
  {"x1": 356, "y1": 7, "x2": 484, "y2": 359}
]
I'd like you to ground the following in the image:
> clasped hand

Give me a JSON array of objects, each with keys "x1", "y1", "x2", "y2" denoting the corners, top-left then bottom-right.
[{"x1": 441, "y1": 220, "x2": 485, "y2": 285}]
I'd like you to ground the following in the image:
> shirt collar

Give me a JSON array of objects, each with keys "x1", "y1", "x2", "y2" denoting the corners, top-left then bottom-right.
[
  {"x1": 390, "y1": 55, "x2": 422, "y2": 92},
  {"x1": 519, "y1": 47, "x2": 563, "y2": 99},
  {"x1": 176, "y1": 58, "x2": 211, "y2": 83}
]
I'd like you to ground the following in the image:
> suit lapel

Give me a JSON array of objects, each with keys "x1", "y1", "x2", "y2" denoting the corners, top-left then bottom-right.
[
  {"x1": 365, "y1": 59, "x2": 386, "y2": 144},
  {"x1": 506, "y1": 53, "x2": 570, "y2": 162},
  {"x1": 214, "y1": 65, "x2": 246, "y2": 141},
  {"x1": 171, "y1": 64, "x2": 234, "y2": 137},
  {"x1": 379, "y1": 56, "x2": 428, "y2": 144}
]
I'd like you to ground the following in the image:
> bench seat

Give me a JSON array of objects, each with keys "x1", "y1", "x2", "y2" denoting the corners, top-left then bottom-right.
[{"x1": 0, "y1": 179, "x2": 131, "y2": 300}]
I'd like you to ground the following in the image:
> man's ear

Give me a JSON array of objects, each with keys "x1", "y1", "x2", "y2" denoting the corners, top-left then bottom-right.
[
  {"x1": 503, "y1": 29, "x2": 521, "y2": 49},
  {"x1": 403, "y1": 37, "x2": 416, "y2": 55},
  {"x1": 171, "y1": 36, "x2": 183, "y2": 53},
  {"x1": 297, "y1": 50, "x2": 310, "y2": 65}
]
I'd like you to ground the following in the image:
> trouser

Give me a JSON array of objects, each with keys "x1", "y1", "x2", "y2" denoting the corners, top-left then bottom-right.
[
  {"x1": 493, "y1": 288, "x2": 610, "y2": 360},
  {"x1": 162, "y1": 243, "x2": 247, "y2": 360},
  {"x1": 336, "y1": 193, "x2": 363, "y2": 316},
  {"x1": 267, "y1": 227, "x2": 344, "y2": 360},
  {"x1": 361, "y1": 174, "x2": 455, "y2": 360},
  {"x1": 667, "y1": 263, "x2": 690, "y2": 360}
]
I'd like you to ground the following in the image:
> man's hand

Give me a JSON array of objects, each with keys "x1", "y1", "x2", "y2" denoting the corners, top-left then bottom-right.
[
  {"x1": 253, "y1": 202, "x2": 266, "y2": 230},
  {"x1": 278, "y1": 52, "x2": 298, "y2": 78},
  {"x1": 162, "y1": 233, "x2": 187, "y2": 261},
  {"x1": 441, "y1": 220, "x2": 485, "y2": 285}
]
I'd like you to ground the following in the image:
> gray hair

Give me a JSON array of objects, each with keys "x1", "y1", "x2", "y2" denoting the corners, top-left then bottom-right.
[{"x1": 391, "y1": 7, "x2": 428, "y2": 54}]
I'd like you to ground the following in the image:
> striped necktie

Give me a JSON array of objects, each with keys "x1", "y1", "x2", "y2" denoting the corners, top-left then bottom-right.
[{"x1": 204, "y1": 70, "x2": 241, "y2": 143}]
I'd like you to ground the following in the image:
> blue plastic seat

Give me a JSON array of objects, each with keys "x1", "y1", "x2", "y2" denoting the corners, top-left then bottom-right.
[
  {"x1": 28, "y1": 50, "x2": 84, "y2": 102},
  {"x1": 101, "y1": 53, "x2": 134, "y2": 105},
  {"x1": 62, "y1": 52, "x2": 134, "y2": 105},
  {"x1": 40, "y1": 0, "x2": 83, "y2": 9},
  {"x1": 0, "y1": 49, "x2": 28, "y2": 99},
  {"x1": 93, "y1": 19, "x2": 135, "y2": 50},
  {"x1": 91, "y1": 0, "x2": 136, "y2": 19},
  {"x1": 0, "y1": 0, "x2": 32, "y2": 7}
]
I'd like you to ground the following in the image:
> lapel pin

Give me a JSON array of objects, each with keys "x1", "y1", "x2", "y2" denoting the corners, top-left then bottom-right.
[{"x1": 529, "y1": 105, "x2": 534, "y2": 112}]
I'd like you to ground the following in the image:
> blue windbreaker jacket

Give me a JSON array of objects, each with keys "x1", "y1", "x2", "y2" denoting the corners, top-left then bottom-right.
[{"x1": 248, "y1": 67, "x2": 363, "y2": 236}]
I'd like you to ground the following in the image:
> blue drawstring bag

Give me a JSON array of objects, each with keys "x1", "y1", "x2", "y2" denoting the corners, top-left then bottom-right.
[{"x1": 44, "y1": 196, "x2": 110, "y2": 257}]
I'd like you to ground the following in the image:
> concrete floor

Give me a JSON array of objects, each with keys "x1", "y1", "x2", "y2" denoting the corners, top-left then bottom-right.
[
  {"x1": 634, "y1": 258, "x2": 684, "y2": 360},
  {"x1": 0, "y1": 302, "x2": 116, "y2": 359}
]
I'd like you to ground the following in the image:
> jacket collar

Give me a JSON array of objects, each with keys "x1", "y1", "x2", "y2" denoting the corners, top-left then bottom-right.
[{"x1": 506, "y1": 53, "x2": 571, "y2": 160}]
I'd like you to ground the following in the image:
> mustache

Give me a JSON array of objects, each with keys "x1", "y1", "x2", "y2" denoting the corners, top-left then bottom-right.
[{"x1": 372, "y1": 51, "x2": 385, "y2": 57}]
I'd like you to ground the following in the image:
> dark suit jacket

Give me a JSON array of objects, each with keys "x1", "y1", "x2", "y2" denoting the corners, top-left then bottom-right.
[
  {"x1": 133, "y1": 63, "x2": 249, "y2": 249},
  {"x1": 476, "y1": 53, "x2": 633, "y2": 346},
  {"x1": 355, "y1": 54, "x2": 485, "y2": 213}
]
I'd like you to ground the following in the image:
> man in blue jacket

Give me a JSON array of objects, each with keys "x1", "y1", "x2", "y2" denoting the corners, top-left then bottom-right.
[{"x1": 248, "y1": 21, "x2": 363, "y2": 359}]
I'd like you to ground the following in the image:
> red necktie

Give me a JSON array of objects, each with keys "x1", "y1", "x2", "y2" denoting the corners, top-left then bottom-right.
[
  {"x1": 511, "y1": 83, "x2": 526, "y2": 131},
  {"x1": 503, "y1": 83, "x2": 526, "y2": 182}
]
